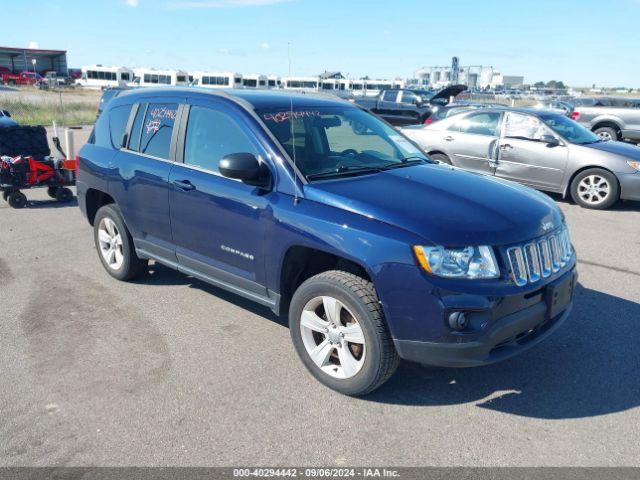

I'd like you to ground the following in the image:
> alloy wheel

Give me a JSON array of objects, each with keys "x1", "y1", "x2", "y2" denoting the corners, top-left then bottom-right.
[
  {"x1": 577, "y1": 175, "x2": 610, "y2": 206},
  {"x1": 299, "y1": 296, "x2": 366, "y2": 379},
  {"x1": 98, "y1": 217, "x2": 124, "y2": 270}
]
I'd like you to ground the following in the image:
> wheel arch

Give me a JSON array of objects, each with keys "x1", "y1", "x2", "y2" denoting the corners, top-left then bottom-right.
[
  {"x1": 564, "y1": 165, "x2": 620, "y2": 198},
  {"x1": 85, "y1": 188, "x2": 115, "y2": 226}
]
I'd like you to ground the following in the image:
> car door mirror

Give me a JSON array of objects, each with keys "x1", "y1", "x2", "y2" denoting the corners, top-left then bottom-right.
[
  {"x1": 2, "y1": 110, "x2": 11, "y2": 117},
  {"x1": 541, "y1": 134, "x2": 560, "y2": 147},
  {"x1": 219, "y1": 152, "x2": 270, "y2": 188}
]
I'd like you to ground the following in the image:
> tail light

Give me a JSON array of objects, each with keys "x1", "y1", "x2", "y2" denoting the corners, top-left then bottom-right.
[
  {"x1": 571, "y1": 111, "x2": 580, "y2": 121},
  {"x1": 424, "y1": 117, "x2": 433, "y2": 125}
]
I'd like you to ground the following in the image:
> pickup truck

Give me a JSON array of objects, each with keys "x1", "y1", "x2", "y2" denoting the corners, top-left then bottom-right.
[
  {"x1": 571, "y1": 97, "x2": 640, "y2": 143},
  {"x1": 354, "y1": 85, "x2": 467, "y2": 126},
  {"x1": 1, "y1": 70, "x2": 42, "y2": 87},
  {"x1": 78, "y1": 88, "x2": 576, "y2": 396}
]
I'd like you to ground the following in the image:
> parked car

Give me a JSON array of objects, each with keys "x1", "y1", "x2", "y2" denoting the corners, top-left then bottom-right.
[
  {"x1": 426, "y1": 102, "x2": 498, "y2": 125},
  {"x1": 0, "y1": 71, "x2": 42, "y2": 87},
  {"x1": 570, "y1": 97, "x2": 640, "y2": 142},
  {"x1": 97, "y1": 87, "x2": 129, "y2": 117},
  {"x1": 354, "y1": 85, "x2": 467, "y2": 126},
  {"x1": 0, "y1": 109, "x2": 18, "y2": 128},
  {"x1": 78, "y1": 89, "x2": 577, "y2": 395},
  {"x1": 533, "y1": 100, "x2": 574, "y2": 117},
  {"x1": 402, "y1": 108, "x2": 640, "y2": 209},
  {"x1": 43, "y1": 71, "x2": 71, "y2": 87}
]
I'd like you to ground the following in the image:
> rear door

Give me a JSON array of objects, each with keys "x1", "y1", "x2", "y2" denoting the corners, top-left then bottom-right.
[
  {"x1": 168, "y1": 98, "x2": 272, "y2": 301},
  {"x1": 109, "y1": 100, "x2": 180, "y2": 263},
  {"x1": 377, "y1": 90, "x2": 402, "y2": 123},
  {"x1": 440, "y1": 111, "x2": 502, "y2": 175},
  {"x1": 494, "y1": 112, "x2": 568, "y2": 192}
]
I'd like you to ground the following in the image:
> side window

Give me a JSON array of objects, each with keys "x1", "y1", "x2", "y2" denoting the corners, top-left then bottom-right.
[
  {"x1": 138, "y1": 103, "x2": 178, "y2": 159},
  {"x1": 503, "y1": 113, "x2": 545, "y2": 141},
  {"x1": 183, "y1": 106, "x2": 258, "y2": 173},
  {"x1": 383, "y1": 91, "x2": 398, "y2": 102},
  {"x1": 128, "y1": 104, "x2": 145, "y2": 152},
  {"x1": 109, "y1": 105, "x2": 132, "y2": 148},
  {"x1": 449, "y1": 112, "x2": 501, "y2": 136},
  {"x1": 401, "y1": 92, "x2": 417, "y2": 104}
]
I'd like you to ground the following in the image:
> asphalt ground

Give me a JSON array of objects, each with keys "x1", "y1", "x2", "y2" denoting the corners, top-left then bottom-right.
[{"x1": 0, "y1": 136, "x2": 639, "y2": 466}]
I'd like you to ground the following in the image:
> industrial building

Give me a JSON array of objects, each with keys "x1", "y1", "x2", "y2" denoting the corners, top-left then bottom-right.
[
  {"x1": 410, "y1": 61, "x2": 524, "y2": 90},
  {"x1": 0, "y1": 45, "x2": 68, "y2": 75}
]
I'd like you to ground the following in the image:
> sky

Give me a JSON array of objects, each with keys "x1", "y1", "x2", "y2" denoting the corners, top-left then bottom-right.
[{"x1": 2, "y1": 0, "x2": 639, "y2": 87}]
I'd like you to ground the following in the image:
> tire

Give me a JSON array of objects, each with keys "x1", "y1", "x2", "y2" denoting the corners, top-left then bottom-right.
[
  {"x1": 430, "y1": 153, "x2": 452, "y2": 165},
  {"x1": 47, "y1": 186, "x2": 59, "y2": 198},
  {"x1": 93, "y1": 204, "x2": 147, "y2": 281},
  {"x1": 570, "y1": 168, "x2": 620, "y2": 210},
  {"x1": 289, "y1": 270, "x2": 399, "y2": 396},
  {"x1": 2, "y1": 191, "x2": 10, "y2": 202},
  {"x1": 593, "y1": 126, "x2": 620, "y2": 142},
  {"x1": 7, "y1": 191, "x2": 27, "y2": 208},
  {"x1": 55, "y1": 187, "x2": 73, "y2": 202}
]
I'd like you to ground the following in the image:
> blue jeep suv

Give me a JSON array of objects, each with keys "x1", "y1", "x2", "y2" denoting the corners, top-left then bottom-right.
[{"x1": 78, "y1": 88, "x2": 577, "y2": 395}]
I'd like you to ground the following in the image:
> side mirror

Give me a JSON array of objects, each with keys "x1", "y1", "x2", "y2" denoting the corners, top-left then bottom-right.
[
  {"x1": 2, "y1": 110, "x2": 11, "y2": 117},
  {"x1": 219, "y1": 153, "x2": 270, "y2": 188},
  {"x1": 541, "y1": 134, "x2": 560, "y2": 146}
]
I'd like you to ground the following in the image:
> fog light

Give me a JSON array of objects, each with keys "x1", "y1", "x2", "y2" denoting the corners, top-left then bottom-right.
[{"x1": 448, "y1": 311, "x2": 468, "y2": 331}]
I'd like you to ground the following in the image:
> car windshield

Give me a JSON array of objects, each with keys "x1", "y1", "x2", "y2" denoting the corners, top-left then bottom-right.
[
  {"x1": 539, "y1": 113, "x2": 601, "y2": 144},
  {"x1": 258, "y1": 106, "x2": 430, "y2": 180}
]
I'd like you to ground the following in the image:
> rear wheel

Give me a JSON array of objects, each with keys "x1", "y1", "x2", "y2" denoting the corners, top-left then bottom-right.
[
  {"x1": 47, "y1": 186, "x2": 59, "y2": 198},
  {"x1": 2, "y1": 191, "x2": 10, "y2": 202},
  {"x1": 593, "y1": 126, "x2": 620, "y2": 142},
  {"x1": 7, "y1": 191, "x2": 27, "y2": 208},
  {"x1": 430, "y1": 153, "x2": 452, "y2": 165},
  {"x1": 570, "y1": 168, "x2": 620, "y2": 209},
  {"x1": 289, "y1": 270, "x2": 399, "y2": 396},
  {"x1": 55, "y1": 187, "x2": 73, "y2": 202},
  {"x1": 93, "y1": 204, "x2": 147, "y2": 280}
]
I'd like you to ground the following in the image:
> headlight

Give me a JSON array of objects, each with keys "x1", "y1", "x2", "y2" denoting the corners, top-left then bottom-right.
[
  {"x1": 627, "y1": 160, "x2": 640, "y2": 172},
  {"x1": 413, "y1": 245, "x2": 500, "y2": 279}
]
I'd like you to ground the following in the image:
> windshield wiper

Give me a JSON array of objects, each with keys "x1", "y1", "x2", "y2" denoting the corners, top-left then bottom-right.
[
  {"x1": 306, "y1": 166, "x2": 382, "y2": 181},
  {"x1": 380, "y1": 157, "x2": 429, "y2": 170}
]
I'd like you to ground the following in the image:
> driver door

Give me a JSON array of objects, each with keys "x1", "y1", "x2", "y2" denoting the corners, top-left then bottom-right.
[{"x1": 495, "y1": 112, "x2": 568, "y2": 192}]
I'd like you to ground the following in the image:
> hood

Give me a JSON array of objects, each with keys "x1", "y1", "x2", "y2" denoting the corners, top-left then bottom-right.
[
  {"x1": 304, "y1": 164, "x2": 562, "y2": 246},
  {"x1": 581, "y1": 139, "x2": 640, "y2": 160},
  {"x1": 430, "y1": 84, "x2": 468, "y2": 104}
]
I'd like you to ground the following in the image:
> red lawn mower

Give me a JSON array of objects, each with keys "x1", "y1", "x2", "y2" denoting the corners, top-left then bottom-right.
[{"x1": 0, "y1": 125, "x2": 77, "y2": 208}]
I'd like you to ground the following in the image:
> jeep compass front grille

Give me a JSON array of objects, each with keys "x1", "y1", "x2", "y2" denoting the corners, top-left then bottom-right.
[{"x1": 506, "y1": 227, "x2": 573, "y2": 286}]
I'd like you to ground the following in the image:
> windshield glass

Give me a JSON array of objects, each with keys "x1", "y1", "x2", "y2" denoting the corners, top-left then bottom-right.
[
  {"x1": 258, "y1": 106, "x2": 430, "y2": 180},
  {"x1": 539, "y1": 113, "x2": 600, "y2": 144}
]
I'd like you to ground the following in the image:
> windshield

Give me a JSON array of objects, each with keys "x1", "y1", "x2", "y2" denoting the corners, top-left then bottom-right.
[
  {"x1": 539, "y1": 113, "x2": 600, "y2": 144},
  {"x1": 258, "y1": 106, "x2": 430, "y2": 180}
]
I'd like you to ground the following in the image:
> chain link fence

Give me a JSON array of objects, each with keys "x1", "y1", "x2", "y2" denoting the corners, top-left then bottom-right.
[{"x1": 0, "y1": 85, "x2": 99, "y2": 128}]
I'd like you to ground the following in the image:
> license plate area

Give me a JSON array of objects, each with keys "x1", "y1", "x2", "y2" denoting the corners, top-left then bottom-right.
[{"x1": 545, "y1": 272, "x2": 576, "y2": 319}]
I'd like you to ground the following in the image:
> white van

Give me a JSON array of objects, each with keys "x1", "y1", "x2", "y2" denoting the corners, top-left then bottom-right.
[
  {"x1": 363, "y1": 79, "x2": 395, "y2": 97},
  {"x1": 77, "y1": 65, "x2": 134, "y2": 89},
  {"x1": 191, "y1": 71, "x2": 242, "y2": 89},
  {"x1": 266, "y1": 75, "x2": 281, "y2": 89},
  {"x1": 130, "y1": 69, "x2": 189, "y2": 88},
  {"x1": 282, "y1": 76, "x2": 319, "y2": 93},
  {"x1": 242, "y1": 74, "x2": 267, "y2": 89}
]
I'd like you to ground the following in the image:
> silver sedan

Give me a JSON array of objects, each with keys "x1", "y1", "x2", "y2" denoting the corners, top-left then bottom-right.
[{"x1": 401, "y1": 108, "x2": 640, "y2": 209}]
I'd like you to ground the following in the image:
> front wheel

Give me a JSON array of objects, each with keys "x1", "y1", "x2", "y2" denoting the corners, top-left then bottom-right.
[
  {"x1": 55, "y1": 187, "x2": 73, "y2": 202},
  {"x1": 289, "y1": 271, "x2": 399, "y2": 396},
  {"x1": 47, "y1": 186, "x2": 59, "y2": 198},
  {"x1": 93, "y1": 204, "x2": 148, "y2": 280},
  {"x1": 7, "y1": 191, "x2": 27, "y2": 208},
  {"x1": 570, "y1": 168, "x2": 620, "y2": 209}
]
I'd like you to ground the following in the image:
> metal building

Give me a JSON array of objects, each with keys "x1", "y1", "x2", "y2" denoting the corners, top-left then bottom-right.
[{"x1": 0, "y1": 46, "x2": 68, "y2": 75}]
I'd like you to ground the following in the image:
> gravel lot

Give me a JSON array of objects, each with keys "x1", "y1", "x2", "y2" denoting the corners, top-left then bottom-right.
[{"x1": 0, "y1": 156, "x2": 639, "y2": 466}]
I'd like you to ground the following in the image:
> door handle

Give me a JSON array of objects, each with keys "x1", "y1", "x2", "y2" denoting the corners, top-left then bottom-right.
[
  {"x1": 500, "y1": 143, "x2": 513, "y2": 150},
  {"x1": 173, "y1": 179, "x2": 196, "y2": 191},
  {"x1": 444, "y1": 136, "x2": 455, "y2": 142}
]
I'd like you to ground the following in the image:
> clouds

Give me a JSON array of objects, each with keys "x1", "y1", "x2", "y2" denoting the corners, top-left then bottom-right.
[
  {"x1": 123, "y1": 0, "x2": 140, "y2": 6},
  {"x1": 260, "y1": 42, "x2": 270, "y2": 50},
  {"x1": 167, "y1": 0, "x2": 293, "y2": 8}
]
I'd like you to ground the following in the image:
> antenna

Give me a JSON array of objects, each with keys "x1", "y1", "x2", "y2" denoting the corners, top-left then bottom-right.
[{"x1": 288, "y1": 42, "x2": 300, "y2": 205}]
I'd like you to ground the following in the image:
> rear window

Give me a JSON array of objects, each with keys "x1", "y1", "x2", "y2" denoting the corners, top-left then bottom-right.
[
  {"x1": 109, "y1": 105, "x2": 132, "y2": 148},
  {"x1": 135, "y1": 103, "x2": 178, "y2": 159}
]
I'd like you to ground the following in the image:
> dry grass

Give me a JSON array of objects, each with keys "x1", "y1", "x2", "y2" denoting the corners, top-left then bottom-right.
[{"x1": 0, "y1": 87, "x2": 100, "y2": 126}]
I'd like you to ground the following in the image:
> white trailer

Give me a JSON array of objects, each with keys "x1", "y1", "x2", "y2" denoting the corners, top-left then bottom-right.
[
  {"x1": 77, "y1": 65, "x2": 134, "y2": 89},
  {"x1": 242, "y1": 73, "x2": 267, "y2": 89},
  {"x1": 282, "y1": 76, "x2": 319, "y2": 93},
  {"x1": 191, "y1": 71, "x2": 242, "y2": 89}
]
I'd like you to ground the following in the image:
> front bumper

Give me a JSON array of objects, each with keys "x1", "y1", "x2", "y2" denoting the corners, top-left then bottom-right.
[
  {"x1": 617, "y1": 172, "x2": 640, "y2": 202},
  {"x1": 393, "y1": 269, "x2": 577, "y2": 367}
]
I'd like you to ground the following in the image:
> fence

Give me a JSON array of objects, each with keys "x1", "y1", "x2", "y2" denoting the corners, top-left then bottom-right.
[{"x1": 0, "y1": 85, "x2": 99, "y2": 127}]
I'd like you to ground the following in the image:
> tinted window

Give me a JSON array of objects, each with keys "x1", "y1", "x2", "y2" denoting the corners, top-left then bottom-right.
[
  {"x1": 138, "y1": 103, "x2": 178, "y2": 159},
  {"x1": 109, "y1": 105, "x2": 132, "y2": 148},
  {"x1": 401, "y1": 92, "x2": 417, "y2": 104},
  {"x1": 449, "y1": 112, "x2": 501, "y2": 136},
  {"x1": 383, "y1": 91, "x2": 398, "y2": 101},
  {"x1": 184, "y1": 106, "x2": 258, "y2": 173}
]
